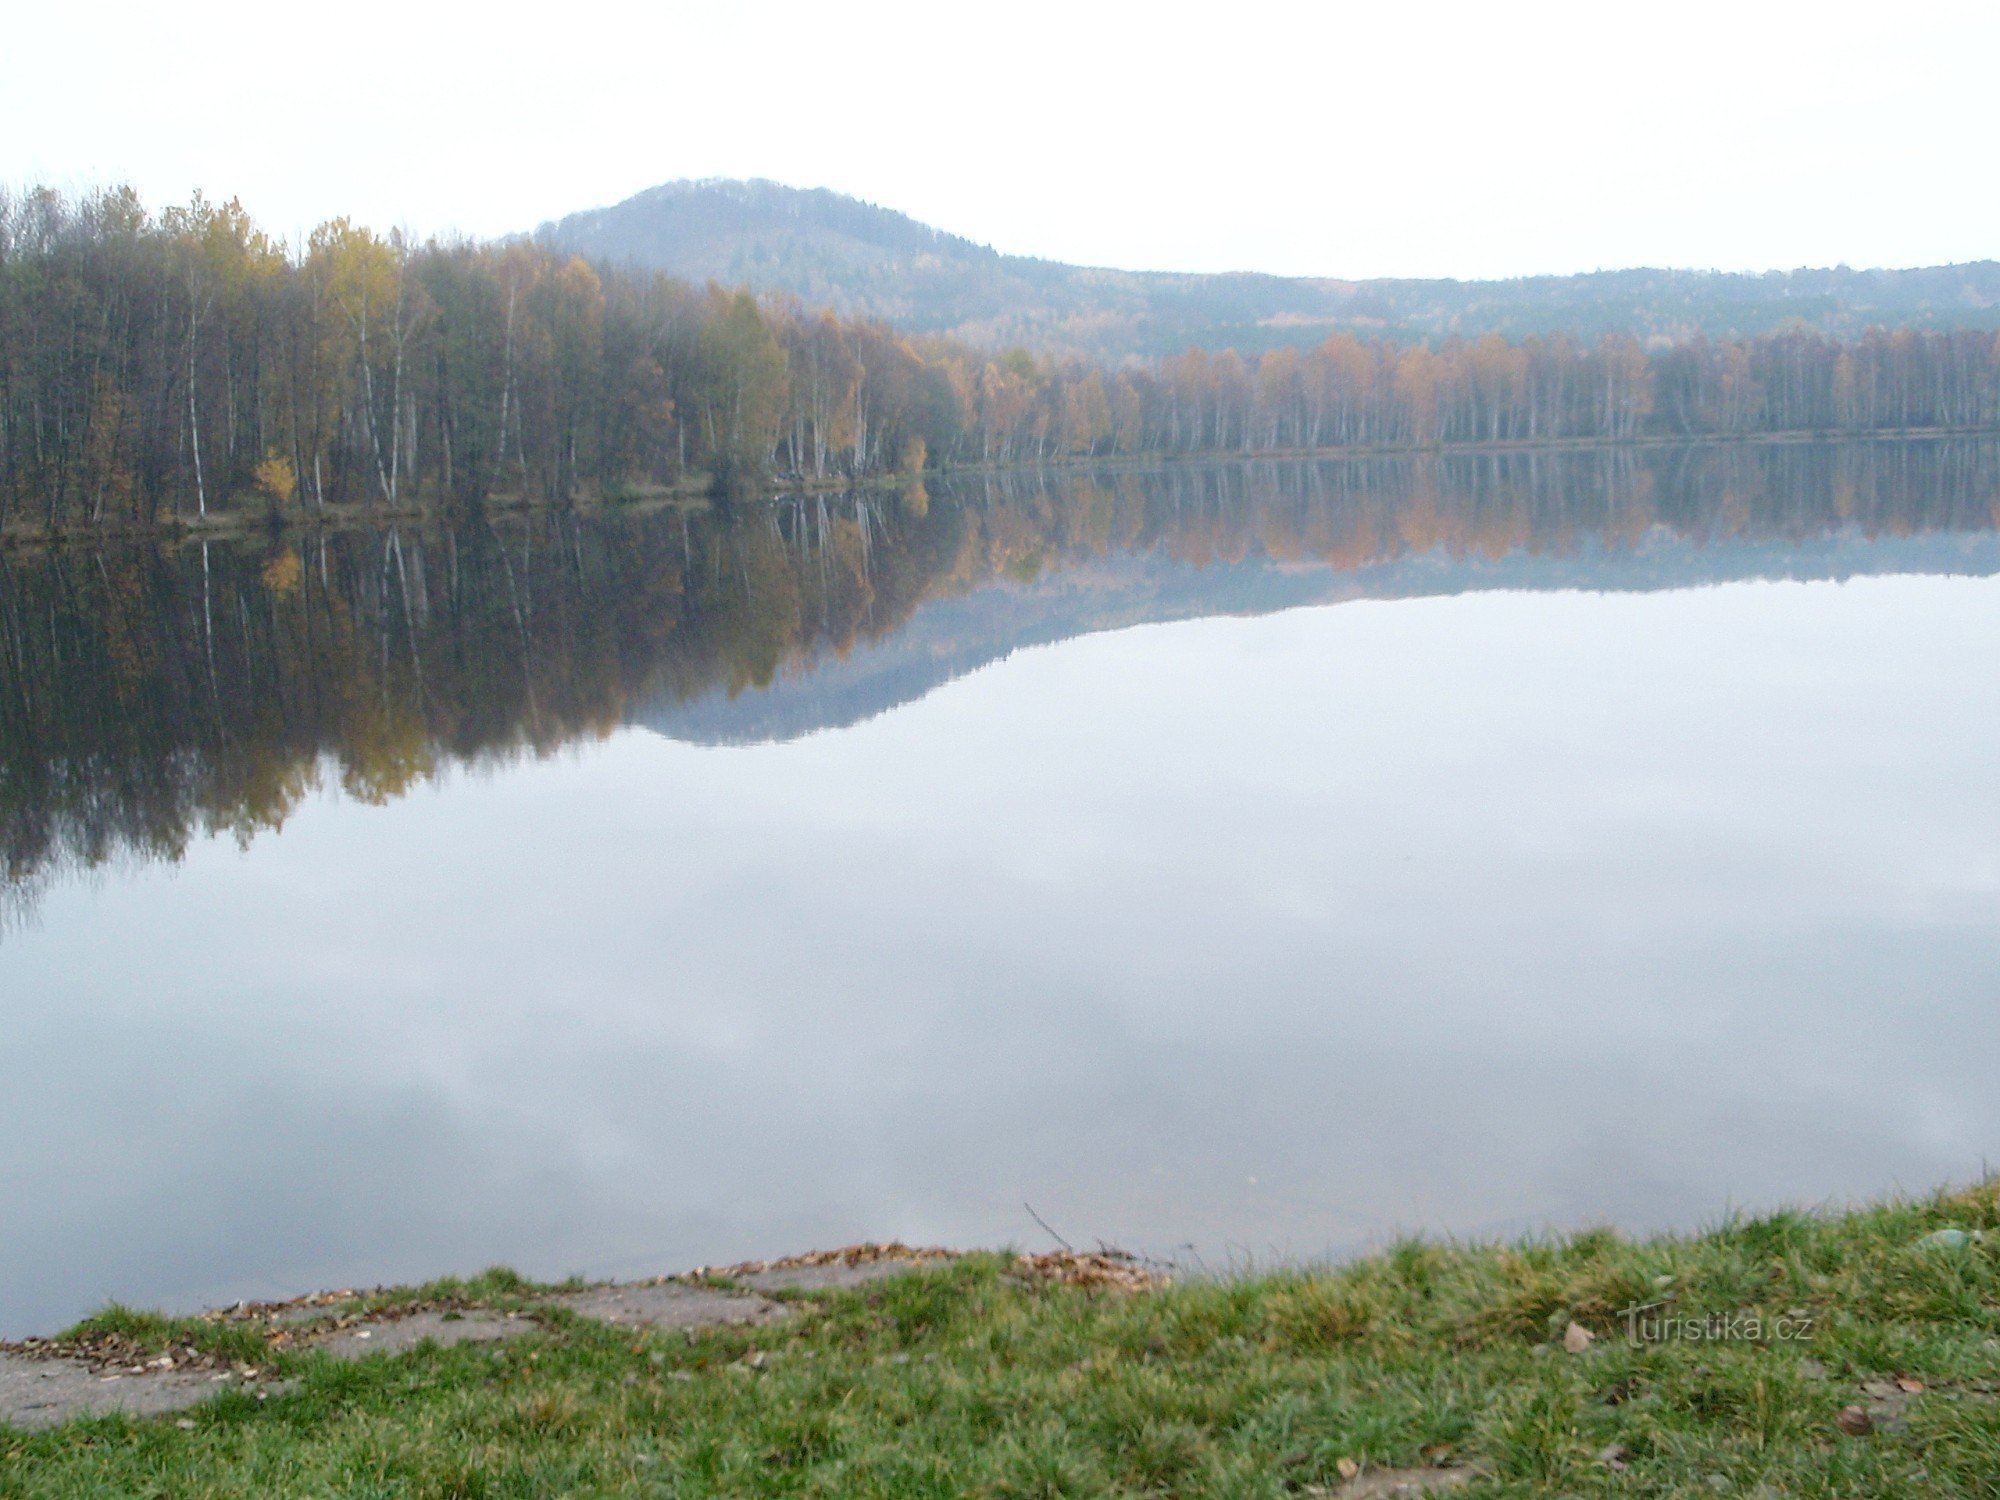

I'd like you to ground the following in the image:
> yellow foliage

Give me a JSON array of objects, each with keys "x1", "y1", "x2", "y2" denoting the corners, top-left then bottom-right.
[
  {"x1": 254, "y1": 450, "x2": 298, "y2": 505},
  {"x1": 261, "y1": 551, "x2": 302, "y2": 595}
]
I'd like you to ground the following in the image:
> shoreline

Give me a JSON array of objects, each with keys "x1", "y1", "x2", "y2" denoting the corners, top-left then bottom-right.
[
  {"x1": 6, "y1": 1180, "x2": 1997, "y2": 1493},
  {"x1": 4, "y1": 423, "x2": 1994, "y2": 552}
]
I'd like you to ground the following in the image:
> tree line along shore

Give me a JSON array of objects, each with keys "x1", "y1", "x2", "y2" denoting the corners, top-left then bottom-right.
[{"x1": 5, "y1": 185, "x2": 2000, "y2": 538}]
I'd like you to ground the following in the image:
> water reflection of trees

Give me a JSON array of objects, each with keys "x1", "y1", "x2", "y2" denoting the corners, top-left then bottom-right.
[{"x1": 4, "y1": 440, "x2": 1996, "y2": 921}]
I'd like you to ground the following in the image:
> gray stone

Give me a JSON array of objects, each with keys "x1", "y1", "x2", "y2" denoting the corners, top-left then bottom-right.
[
  {"x1": 0, "y1": 1352, "x2": 267, "y2": 1432},
  {"x1": 735, "y1": 1260, "x2": 930, "y2": 1294},
  {"x1": 1916, "y1": 1228, "x2": 1975, "y2": 1252},
  {"x1": 262, "y1": 1302, "x2": 350, "y2": 1327},
  {"x1": 306, "y1": 1310, "x2": 533, "y2": 1361},
  {"x1": 543, "y1": 1282, "x2": 785, "y2": 1331},
  {"x1": 1313, "y1": 1466, "x2": 1484, "y2": 1498}
]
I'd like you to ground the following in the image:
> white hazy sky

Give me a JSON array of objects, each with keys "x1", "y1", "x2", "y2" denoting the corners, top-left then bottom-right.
[{"x1": 6, "y1": 0, "x2": 1994, "y2": 280}]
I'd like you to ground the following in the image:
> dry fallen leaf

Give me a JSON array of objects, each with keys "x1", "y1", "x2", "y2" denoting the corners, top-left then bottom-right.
[
  {"x1": 1012, "y1": 1249, "x2": 1170, "y2": 1291},
  {"x1": 1896, "y1": 1376, "x2": 1925, "y2": 1393},
  {"x1": 1336, "y1": 1456, "x2": 1362, "y2": 1479},
  {"x1": 1563, "y1": 1321, "x2": 1596, "y2": 1353},
  {"x1": 691, "y1": 1242, "x2": 959, "y2": 1280},
  {"x1": 1836, "y1": 1405, "x2": 1874, "y2": 1436}
]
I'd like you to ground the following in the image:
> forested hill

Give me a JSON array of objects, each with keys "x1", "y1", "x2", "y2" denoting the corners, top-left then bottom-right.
[
  {"x1": 10, "y1": 185, "x2": 1999, "y2": 539},
  {"x1": 535, "y1": 179, "x2": 2000, "y2": 359}
]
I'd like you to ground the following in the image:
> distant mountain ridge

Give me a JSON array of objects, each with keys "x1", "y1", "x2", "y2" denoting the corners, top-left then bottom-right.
[{"x1": 536, "y1": 179, "x2": 2000, "y2": 360}]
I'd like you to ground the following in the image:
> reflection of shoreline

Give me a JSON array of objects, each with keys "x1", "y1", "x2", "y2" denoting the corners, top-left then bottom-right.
[
  {"x1": 938, "y1": 423, "x2": 2000, "y2": 483},
  {"x1": 0, "y1": 489, "x2": 708, "y2": 555},
  {"x1": 4, "y1": 440, "x2": 1998, "y2": 908},
  {"x1": 644, "y1": 525, "x2": 2000, "y2": 748}
]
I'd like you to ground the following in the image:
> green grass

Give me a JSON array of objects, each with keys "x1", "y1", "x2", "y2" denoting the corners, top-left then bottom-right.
[{"x1": 6, "y1": 1184, "x2": 2000, "y2": 1497}]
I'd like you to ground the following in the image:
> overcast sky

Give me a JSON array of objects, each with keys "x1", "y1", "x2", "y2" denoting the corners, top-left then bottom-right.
[{"x1": 7, "y1": 0, "x2": 1993, "y2": 280}]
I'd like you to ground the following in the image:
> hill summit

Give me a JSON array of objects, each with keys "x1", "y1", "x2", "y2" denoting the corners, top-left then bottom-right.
[{"x1": 536, "y1": 179, "x2": 2000, "y2": 359}]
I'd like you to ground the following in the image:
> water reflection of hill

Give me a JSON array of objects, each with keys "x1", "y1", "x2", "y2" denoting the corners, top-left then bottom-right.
[
  {"x1": 4, "y1": 440, "x2": 1998, "y2": 916},
  {"x1": 643, "y1": 524, "x2": 2000, "y2": 747}
]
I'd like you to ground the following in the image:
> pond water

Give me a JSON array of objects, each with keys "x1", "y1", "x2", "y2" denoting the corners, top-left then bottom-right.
[{"x1": 3, "y1": 441, "x2": 1998, "y2": 1337}]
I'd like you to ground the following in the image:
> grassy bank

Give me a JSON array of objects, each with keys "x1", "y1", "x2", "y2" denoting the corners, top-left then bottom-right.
[{"x1": 5, "y1": 1183, "x2": 2000, "y2": 1497}]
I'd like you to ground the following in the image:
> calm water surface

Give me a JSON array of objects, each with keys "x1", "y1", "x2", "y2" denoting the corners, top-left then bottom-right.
[{"x1": 3, "y1": 442, "x2": 1998, "y2": 1336}]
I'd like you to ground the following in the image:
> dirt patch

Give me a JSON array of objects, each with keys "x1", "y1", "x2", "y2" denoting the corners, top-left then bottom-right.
[
  {"x1": 542, "y1": 1282, "x2": 787, "y2": 1331},
  {"x1": 0, "y1": 1352, "x2": 280, "y2": 1432}
]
